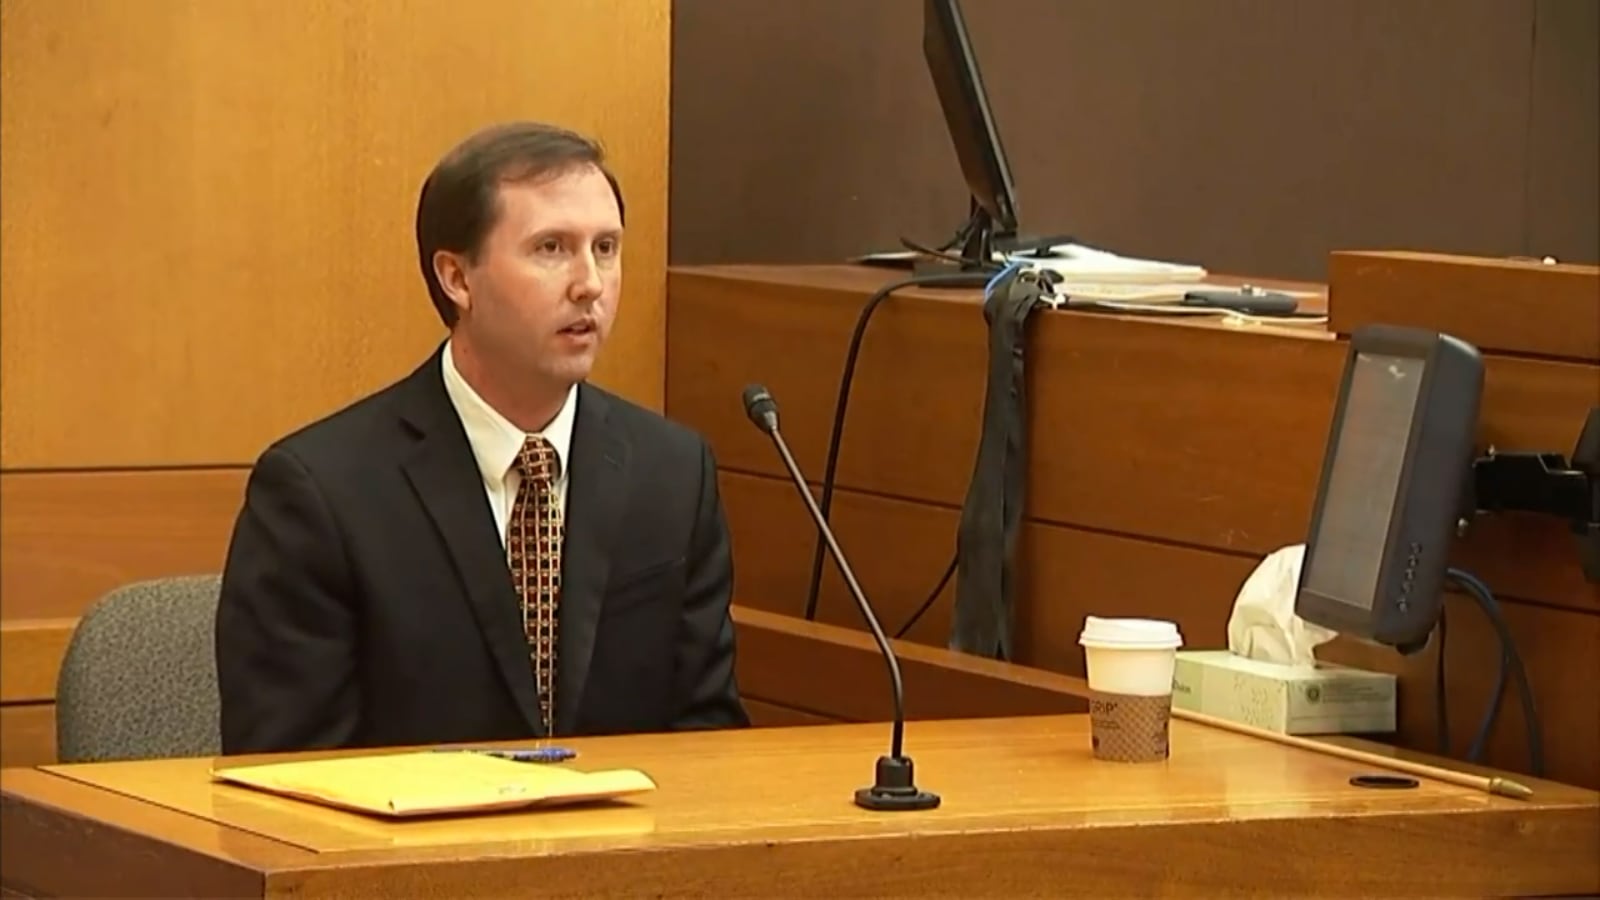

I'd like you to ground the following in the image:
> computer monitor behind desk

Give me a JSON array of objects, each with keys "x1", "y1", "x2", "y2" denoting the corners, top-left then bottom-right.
[
  {"x1": 1294, "y1": 324, "x2": 1484, "y2": 653},
  {"x1": 899, "y1": 0, "x2": 1072, "y2": 280}
]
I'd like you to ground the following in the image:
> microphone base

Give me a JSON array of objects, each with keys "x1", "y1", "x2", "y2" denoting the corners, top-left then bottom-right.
[{"x1": 854, "y1": 754, "x2": 941, "y2": 812}]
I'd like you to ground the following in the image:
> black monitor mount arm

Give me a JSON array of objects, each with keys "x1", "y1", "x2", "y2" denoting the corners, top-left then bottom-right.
[
  {"x1": 921, "y1": 199, "x2": 1077, "y2": 275},
  {"x1": 1461, "y1": 406, "x2": 1600, "y2": 584}
]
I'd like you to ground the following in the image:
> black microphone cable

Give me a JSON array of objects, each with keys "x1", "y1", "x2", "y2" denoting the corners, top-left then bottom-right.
[
  {"x1": 804, "y1": 259, "x2": 1038, "y2": 636},
  {"x1": 893, "y1": 552, "x2": 958, "y2": 639},
  {"x1": 801, "y1": 267, "x2": 994, "y2": 620}
]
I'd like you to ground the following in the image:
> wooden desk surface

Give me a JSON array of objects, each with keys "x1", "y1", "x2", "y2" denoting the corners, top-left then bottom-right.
[{"x1": 3, "y1": 715, "x2": 1597, "y2": 898}]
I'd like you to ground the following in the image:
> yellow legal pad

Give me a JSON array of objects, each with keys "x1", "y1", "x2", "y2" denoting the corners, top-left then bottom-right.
[{"x1": 210, "y1": 751, "x2": 657, "y2": 818}]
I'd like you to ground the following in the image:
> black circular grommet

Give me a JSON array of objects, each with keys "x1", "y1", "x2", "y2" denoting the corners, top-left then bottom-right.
[{"x1": 1350, "y1": 774, "x2": 1419, "y2": 790}]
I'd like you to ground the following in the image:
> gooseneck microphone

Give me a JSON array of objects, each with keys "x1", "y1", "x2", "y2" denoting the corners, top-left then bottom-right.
[{"x1": 741, "y1": 384, "x2": 940, "y2": 812}]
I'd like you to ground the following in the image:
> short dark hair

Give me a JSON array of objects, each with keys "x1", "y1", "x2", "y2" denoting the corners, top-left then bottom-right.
[{"x1": 414, "y1": 121, "x2": 626, "y2": 327}]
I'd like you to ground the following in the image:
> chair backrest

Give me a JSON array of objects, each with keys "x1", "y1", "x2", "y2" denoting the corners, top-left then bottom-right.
[{"x1": 54, "y1": 574, "x2": 223, "y2": 763}]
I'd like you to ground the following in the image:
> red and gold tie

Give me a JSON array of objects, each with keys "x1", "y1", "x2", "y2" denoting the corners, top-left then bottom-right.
[{"x1": 507, "y1": 435, "x2": 563, "y2": 734}]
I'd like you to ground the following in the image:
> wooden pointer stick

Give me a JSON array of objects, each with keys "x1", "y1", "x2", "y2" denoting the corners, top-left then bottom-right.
[{"x1": 1173, "y1": 707, "x2": 1534, "y2": 800}]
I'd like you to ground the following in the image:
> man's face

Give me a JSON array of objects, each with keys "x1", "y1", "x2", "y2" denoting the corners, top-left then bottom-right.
[{"x1": 446, "y1": 164, "x2": 623, "y2": 388}]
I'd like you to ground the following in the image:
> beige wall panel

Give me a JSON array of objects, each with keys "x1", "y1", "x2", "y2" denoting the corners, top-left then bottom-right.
[
  {"x1": 0, "y1": 0, "x2": 668, "y2": 469},
  {"x1": 0, "y1": 469, "x2": 247, "y2": 621}
]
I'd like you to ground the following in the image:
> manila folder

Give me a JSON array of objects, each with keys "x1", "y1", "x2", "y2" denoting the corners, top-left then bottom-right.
[{"x1": 211, "y1": 751, "x2": 656, "y2": 818}]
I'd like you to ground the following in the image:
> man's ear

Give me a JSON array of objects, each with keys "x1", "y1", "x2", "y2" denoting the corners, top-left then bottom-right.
[{"x1": 433, "y1": 250, "x2": 472, "y2": 317}]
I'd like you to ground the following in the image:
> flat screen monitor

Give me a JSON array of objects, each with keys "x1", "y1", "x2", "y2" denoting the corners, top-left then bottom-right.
[
  {"x1": 1295, "y1": 324, "x2": 1483, "y2": 652},
  {"x1": 923, "y1": 0, "x2": 1019, "y2": 260}
]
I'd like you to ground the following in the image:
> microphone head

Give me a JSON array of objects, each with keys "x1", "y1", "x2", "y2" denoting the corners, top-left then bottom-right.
[{"x1": 742, "y1": 384, "x2": 780, "y2": 433}]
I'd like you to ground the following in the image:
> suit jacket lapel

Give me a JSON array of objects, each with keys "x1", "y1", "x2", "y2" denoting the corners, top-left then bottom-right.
[
  {"x1": 397, "y1": 349, "x2": 545, "y2": 735},
  {"x1": 555, "y1": 384, "x2": 629, "y2": 734}
]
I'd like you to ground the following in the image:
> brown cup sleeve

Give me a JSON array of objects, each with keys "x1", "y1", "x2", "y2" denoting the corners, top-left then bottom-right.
[{"x1": 1089, "y1": 690, "x2": 1172, "y2": 763}]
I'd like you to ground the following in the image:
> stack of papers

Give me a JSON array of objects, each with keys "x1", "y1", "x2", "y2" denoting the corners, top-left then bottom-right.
[
  {"x1": 852, "y1": 241, "x2": 1207, "y2": 284},
  {"x1": 1050, "y1": 281, "x2": 1219, "y2": 304},
  {"x1": 211, "y1": 751, "x2": 656, "y2": 818},
  {"x1": 1005, "y1": 243, "x2": 1208, "y2": 284}
]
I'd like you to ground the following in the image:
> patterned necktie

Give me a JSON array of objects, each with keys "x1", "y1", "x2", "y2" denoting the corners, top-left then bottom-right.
[{"x1": 507, "y1": 435, "x2": 563, "y2": 734}]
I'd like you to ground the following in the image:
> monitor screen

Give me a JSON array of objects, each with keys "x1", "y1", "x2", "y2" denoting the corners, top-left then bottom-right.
[
  {"x1": 1300, "y1": 352, "x2": 1426, "y2": 611},
  {"x1": 923, "y1": 0, "x2": 1017, "y2": 234},
  {"x1": 1296, "y1": 324, "x2": 1482, "y2": 651}
]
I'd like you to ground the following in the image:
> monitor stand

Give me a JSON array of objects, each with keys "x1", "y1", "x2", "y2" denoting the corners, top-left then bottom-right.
[
  {"x1": 915, "y1": 208, "x2": 1075, "y2": 280},
  {"x1": 855, "y1": 199, "x2": 1076, "y2": 286},
  {"x1": 995, "y1": 232, "x2": 1080, "y2": 257},
  {"x1": 910, "y1": 209, "x2": 999, "y2": 284}
]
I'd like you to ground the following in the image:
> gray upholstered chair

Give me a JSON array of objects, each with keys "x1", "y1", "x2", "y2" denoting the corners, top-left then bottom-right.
[{"x1": 54, "y1": 574, "x2": 224, "y2": 763}]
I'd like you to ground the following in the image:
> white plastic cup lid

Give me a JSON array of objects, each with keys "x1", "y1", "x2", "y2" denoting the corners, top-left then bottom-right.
[{"x1": 1078, "y1": 616, "x2": 1183, "y2": 649}]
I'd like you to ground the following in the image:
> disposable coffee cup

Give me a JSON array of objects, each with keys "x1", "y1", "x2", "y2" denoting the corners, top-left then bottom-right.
[{"x1": 1078, "y1": 616, "x2": 1183, "y2": 763}]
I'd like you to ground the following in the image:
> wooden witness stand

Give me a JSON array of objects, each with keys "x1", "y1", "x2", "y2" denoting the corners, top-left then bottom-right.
[
  {"x1": 664, "y1": 253, "x2": 1600, "y2": 792},
  {"x1": 2, "y1": 252, "x2": 1596, "y2": 897},
  {"x1": 2, "y1": 607, "x2": 1597, "y2": 899}
]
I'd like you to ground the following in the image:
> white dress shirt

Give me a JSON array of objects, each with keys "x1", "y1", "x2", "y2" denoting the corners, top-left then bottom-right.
[{"x1": 440, "y1": 339, "x2": 577, "y2": 548}]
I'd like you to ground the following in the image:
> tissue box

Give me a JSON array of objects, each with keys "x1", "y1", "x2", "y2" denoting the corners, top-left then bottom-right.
[{"x1": 1171, "y1": 650, "x2": 1396, "y2": 735}]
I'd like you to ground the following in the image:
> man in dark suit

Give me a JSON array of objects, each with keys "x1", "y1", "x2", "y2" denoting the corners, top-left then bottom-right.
[{"x1": 215, "y1": 122, "x2": 749, "y2": 754}]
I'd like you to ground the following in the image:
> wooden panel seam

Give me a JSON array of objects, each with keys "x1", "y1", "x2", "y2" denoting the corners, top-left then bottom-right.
[{"x1": 720, "y1": 466, "x2": 1586, "y2": 613}]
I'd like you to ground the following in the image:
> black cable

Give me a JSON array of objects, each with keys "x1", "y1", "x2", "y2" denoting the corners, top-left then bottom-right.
[
  {"x1": 801, "y1": 268, "x2": 998, "y2": 620},
  {"x1": 1434, "y1": 584, "x2": 1509, "y2": 764},
  {"x1": 1434, "y1": 606, "x2": 1507, "y2": 764},
  {"x1": 1430, "y1": 571, "x2": 1510, "y2": 763},
  {"x1": 1445, "y1": 567, "x2": 1544, "y2": 776},
  {"x1": 1467, "y1": 647, "x2": 1509, "y2": 763},
  {"x1": 898, "y1": 236, "x2": 971, "y2": 267},
  {"x1": 893, "y1": 550, "x2": 958, "y2": 639}
]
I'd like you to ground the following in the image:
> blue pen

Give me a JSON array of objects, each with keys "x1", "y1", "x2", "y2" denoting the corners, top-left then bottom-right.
[{"x1": 434, "y1": 747, "x2": 577, "y2": 763}]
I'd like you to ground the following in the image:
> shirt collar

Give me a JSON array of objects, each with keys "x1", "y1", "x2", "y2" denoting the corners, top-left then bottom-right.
[{"x1": 440, "y1": 339, "x2": 576, "y2": 487}]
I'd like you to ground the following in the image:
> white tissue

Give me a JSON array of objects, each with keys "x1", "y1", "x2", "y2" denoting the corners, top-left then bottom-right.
[{"x1": 1226, "y1": 544, "x2": 1338, "y2": 667}]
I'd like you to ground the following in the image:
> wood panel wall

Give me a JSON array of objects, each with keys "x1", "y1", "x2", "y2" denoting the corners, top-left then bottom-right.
[
  {"x1": 0, "y1": 0, "x2": 671, "y2": 756},
  {"x1": 664, "y1": 263, "x2": 1600, "y2": 790}
]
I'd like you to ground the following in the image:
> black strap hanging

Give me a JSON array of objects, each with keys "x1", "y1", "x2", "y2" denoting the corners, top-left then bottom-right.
[{"x1": 948, "y1": 265, "x2": 1055, "y2": 660}]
